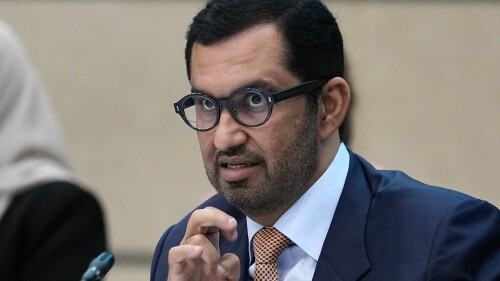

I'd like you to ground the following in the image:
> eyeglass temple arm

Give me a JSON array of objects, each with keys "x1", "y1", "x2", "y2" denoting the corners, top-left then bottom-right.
[
  {"x1": 272, "y1": 79, "x2": 328, "y2": 103},
  {"x1": 174, "y1": 98, "x2": 195, "y2": 114}
]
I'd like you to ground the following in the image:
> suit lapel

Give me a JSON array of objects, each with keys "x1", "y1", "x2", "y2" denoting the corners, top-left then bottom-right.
[{"x1": 313, "y1": 150, "x2": 373, "y2": 281}]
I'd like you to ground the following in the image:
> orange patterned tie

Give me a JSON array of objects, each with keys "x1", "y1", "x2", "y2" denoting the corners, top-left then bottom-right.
[{"x1": 253, "y1": 227, "x2": 291, "y2": 281}]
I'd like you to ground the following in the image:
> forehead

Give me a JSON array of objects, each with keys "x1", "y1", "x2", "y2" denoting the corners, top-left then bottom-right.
[{"x1": 190, "y1": 24, "x2": 298, "y2": 97}]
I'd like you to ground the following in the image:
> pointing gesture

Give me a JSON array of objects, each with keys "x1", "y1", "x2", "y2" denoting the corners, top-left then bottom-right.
[{"x1": 167, "y1": 207, "x2": 240, "y2": 281}]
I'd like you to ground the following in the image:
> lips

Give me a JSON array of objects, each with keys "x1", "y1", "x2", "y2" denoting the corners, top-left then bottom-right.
[
  {"x1": 225, "y1": 163, "x2": 256, "y2": 169},
  {"x1": 218, "y1": 155, "x2": 258, "y2": 167},
  {"x1": 217, "y1": 156, "x2": 260, "y2": 182}
]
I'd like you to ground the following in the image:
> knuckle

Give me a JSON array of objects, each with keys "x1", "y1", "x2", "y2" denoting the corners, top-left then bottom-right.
[
  {"x1": 186, "y1": 234, "x2": 206, "y2": 245},
  {"x1": 167, "y1": 246, "x2": 181, "y2": 262},
  {"x1": 168, "y1": 247, "x2": 176, "y2": 256},
  {"x1": 191, "y1": 209, "x2": 203, "y2": 218}
]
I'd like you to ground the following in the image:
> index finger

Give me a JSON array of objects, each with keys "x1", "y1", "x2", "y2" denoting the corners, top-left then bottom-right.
[
  {"x1": 184, "y1": 207, "x2": 238, "y2": 242},
  {"x1": 168, "y1": 245, "x2": 203, "y2": 275}
]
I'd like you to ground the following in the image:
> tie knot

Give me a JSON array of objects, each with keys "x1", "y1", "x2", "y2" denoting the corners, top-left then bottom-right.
[{"x1": 253, "y1": 227, "x2": 291, "y2": 264}]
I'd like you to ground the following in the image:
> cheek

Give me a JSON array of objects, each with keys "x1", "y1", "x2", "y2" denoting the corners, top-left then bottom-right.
[
  {"x1": 256, "y1": 104, "x2": 305, "y2": 158},
  {"x1": 197, "y1": 133, "x2": 215, "y2": 160},
  {"x1": 267, "y1": 99, "x2": 307, "y2": 133},
  {"x1": 273, "y1": 97, "x2": 308, "y2": 121}
]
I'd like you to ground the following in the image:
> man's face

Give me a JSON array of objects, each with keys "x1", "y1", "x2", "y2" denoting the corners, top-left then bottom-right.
[{"x1": 190, "y1": 24, "x2": 319, "y2": 223}]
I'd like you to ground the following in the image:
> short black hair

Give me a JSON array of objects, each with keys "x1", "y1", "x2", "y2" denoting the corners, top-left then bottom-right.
[
  {"x1": 185, "y1": 0, "x2": 348, "y2": 139},
  {"x1": 186, "y1": 0, "x2": 343, "y2": 81}
]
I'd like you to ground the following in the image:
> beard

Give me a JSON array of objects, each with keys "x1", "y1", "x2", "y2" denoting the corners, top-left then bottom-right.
[{"x1": 203, "y1": 109, "x2": 319, "y2": 219}]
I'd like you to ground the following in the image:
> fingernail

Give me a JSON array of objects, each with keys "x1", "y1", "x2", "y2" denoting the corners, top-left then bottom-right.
[
  {"x1": 192, "y1": 245, "x2": 202, "y2": 252},
  {"x1": 228, "y1": 217, "x2": 236, "y2": 227}
]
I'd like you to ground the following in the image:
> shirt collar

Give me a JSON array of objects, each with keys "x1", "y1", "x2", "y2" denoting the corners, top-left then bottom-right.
[{"x1": 247, "y1": 143, "x2": 350, "y2": 260}]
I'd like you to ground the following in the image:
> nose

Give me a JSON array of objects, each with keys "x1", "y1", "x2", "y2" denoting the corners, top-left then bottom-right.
[{"x1": 213, "y1": 108, "x2": 248, "y2": 151}]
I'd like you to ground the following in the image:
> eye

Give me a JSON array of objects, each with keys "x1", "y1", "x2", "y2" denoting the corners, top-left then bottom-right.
[
  {"x1": 247, "y1": 93, "x2": 266, "y2": 108},
  {"x1": 200, "y1": 98, "x2": 216, "y2": 111}
]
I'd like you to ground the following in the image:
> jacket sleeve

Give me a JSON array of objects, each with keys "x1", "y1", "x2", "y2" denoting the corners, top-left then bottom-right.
[
  {"x1": 151, "y1": 225, "x2": 174, "y2": 281},
  {"x1": 150, "y1": 216, "x2": 192, "y2": 281}
]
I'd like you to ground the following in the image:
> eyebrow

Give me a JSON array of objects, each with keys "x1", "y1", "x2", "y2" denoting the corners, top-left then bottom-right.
[{"x1": 191, "y1": 78, "x2": 280, "y2": 97}]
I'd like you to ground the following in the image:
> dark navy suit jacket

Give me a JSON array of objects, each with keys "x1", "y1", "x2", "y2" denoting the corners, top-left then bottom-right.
[{"x1": 151, "y1": 150, "x2": 500, "y2": 281}]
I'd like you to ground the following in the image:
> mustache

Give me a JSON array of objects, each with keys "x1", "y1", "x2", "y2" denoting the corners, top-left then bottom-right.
[{"x1": 215, "y1": 145, "x2": 265, "y2": 163}]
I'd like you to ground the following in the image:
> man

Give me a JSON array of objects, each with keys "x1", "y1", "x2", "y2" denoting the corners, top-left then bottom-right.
[{"x1": 151, "y1": 1, "x2": 500, "y2": 280}]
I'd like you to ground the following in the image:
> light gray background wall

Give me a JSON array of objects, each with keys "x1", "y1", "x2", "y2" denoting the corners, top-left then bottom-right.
[{"x1": 1, "y1": 1, "x2": 498, "y2": 280}]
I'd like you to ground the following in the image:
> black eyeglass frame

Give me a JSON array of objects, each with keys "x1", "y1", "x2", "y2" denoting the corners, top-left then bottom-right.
[{"x1": 173, "y1": 78, "x2": 329, "y2": 132}]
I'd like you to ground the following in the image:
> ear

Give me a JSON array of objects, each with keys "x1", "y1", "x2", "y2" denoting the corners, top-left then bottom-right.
[{"x1": 317, "y1": 77, "x2": 351, "y2": 141}]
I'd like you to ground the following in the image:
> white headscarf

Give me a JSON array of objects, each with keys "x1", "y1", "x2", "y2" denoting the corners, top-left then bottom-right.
[{"x1": 0, "y1": 20, "x2": 78, "y2": 219}]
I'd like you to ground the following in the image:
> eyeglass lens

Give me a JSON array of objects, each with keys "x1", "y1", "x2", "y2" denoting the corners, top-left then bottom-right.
[
  {"x1": 181, "y1": 90, "x2": 269, "y2": 130},
  {"x1": 182, "y1": 96, "x2": 218, "y2": 130}
]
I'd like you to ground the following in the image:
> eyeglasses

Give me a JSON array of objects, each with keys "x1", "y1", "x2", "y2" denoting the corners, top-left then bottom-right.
[{"x1": 173, "y1": 79, "x2": 328, "y2": 132}]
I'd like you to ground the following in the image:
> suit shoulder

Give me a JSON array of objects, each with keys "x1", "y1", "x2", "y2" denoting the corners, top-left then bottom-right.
[
  {"x1": 365, "y1": 167, "x2": 499, "y2": 236},
  {"x1": 370, "y1": 168, "x2": 482, "y2": 208}
]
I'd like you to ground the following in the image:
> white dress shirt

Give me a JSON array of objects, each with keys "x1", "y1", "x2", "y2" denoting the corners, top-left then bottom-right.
[{"x1": 247, "y1": 143, "x2": 350, "y2": 280}]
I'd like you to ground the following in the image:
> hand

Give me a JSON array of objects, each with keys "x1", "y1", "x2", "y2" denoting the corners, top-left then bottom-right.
[{"x1": 167, "y1": 207, "x2": 240, "y2": 281}]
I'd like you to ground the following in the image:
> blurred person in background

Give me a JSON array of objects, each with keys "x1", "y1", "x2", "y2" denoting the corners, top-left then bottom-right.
[{"x1": 0, "y1": 20, "x2": 107, "y2": 281}]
